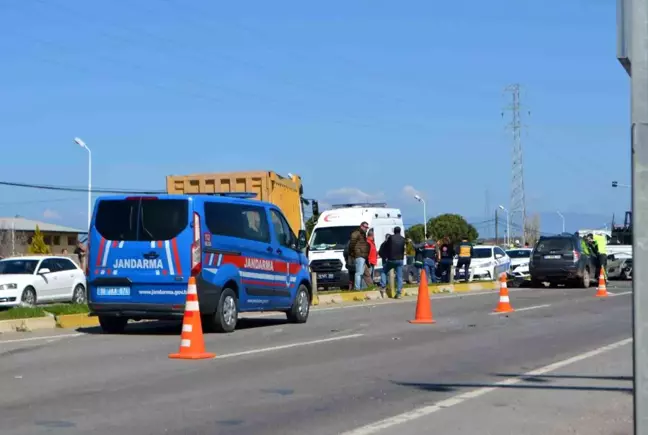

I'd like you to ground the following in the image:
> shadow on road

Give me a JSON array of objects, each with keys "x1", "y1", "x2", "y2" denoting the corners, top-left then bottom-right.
[
  {"x1": 394, "y1": 380, "x2": 633, "y2": 395},
  {"x1": 76, "y1": 317, "x2": 289, "y2": 335},
  {"x1": 493, "y1": 373, "x2": 632, "y2": 382}
]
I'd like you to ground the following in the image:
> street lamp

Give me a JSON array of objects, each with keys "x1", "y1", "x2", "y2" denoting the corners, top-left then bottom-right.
[
  {"x1": 74, "y1": 137, "x2": 92, "y2": 230},
  {"x1": 556, "y1": 210, "x2": 565, "y2": 233},
  {"x1": 498, "y1": 205, "x2": 509, "y2": 246},
  {"x1": 414, "y1": 194, "x2": 427, "y2": 241}
]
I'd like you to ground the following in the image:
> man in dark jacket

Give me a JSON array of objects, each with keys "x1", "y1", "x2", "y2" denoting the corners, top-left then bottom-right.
[
  {"x1": 348, "y1": 222, "x2": 370, "y2": 289},
  {"x1": 378, "y1": 234, "x2": 391, "y2": 295},
  {"x1": 455, "y1": 237, "x2": 473, "y2": 282},
  {"x1": 383, "y1": 226, "x2": 406, "y2": 298}
]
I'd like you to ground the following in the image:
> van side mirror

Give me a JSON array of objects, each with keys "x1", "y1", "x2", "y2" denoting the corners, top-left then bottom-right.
[{"x1": 297, "y1": 230, "x2": 308, "y2": 250}]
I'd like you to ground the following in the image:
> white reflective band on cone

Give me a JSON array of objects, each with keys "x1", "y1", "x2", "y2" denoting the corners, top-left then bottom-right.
[
  {"x1": 180, "y1": 339, "x2": 191, "y2": 348},
  {"x1": 182, "y1": 324, "x2": 193, "y2": 332},
  {"x1": 185, "y1": 301, "x2": 200, "y2": 311},
  {"x1": 187, "y1": 285, "x2": 197, "y2": 295},
  {"x1": 500, "y1": 296, "x2": 510, "y2": 302}
]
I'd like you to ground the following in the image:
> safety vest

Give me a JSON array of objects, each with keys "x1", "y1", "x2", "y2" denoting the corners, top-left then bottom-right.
[{"x1": 593, "y1": 234, "x2": 607, "y2": 255}]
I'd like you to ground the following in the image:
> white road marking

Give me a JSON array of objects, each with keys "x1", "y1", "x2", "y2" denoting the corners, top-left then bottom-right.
[
  {"x1": 0, "y1": 333, "x2": 83, "y2": 345},
  {"x1": 489, "y1": 304, "x2": 551, "y2": 315},
  {"x1": 609, "y1": 291, "x2": 632, "y2": 297},
  {"x1": 341, "y1": 337, "x2": 633, "y2": 435},
  {"x1": 215, "y1": 333, "x2": 364, "y2": 360}
]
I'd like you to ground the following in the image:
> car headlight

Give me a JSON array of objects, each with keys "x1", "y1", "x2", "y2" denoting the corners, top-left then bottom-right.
[{"x1": 0, "y1": 283, "x2": 18, "y2": 290}]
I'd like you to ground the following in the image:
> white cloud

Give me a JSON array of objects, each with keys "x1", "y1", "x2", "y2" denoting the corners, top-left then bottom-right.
[
  {"x1": 43, "y1": 209, "x2": 61, "y2": 220},
  {"x1": 402, "y1": 185, "x2": 424, "y2": 201},
  {"x1": 325, "y1": 187, "x2": 385, "y2": 204}
]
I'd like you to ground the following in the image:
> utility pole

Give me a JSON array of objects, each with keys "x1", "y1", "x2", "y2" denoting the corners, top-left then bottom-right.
[
  {"x1": 629, "y1": 0, "x2": 648, "y2": 432},
  {"x1": 495, "y1": 209, "x2": 499, "y2": 246},
  {"x1": 503, "y1": 84, "x2": 528, "y2": 246}
]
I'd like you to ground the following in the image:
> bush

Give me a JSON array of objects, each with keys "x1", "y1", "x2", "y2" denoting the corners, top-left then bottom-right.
[
  {"x1": 0, "y1": 306, "x2": 47, "y2": 320},
  {"x1": 43, "y1": 303, "x2": 90, "y2": 316}
]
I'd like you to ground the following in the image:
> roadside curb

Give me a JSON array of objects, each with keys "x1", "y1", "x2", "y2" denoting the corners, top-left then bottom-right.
[
  {"x1": 55, "y1": 313, "x2": 99, "y2": 329},
  {"x1": 314, "y1": 281, "x2": 498, "y2": 305},
  {"x1": 0, "y1": 316, "x2": 57, "y2": 333}
]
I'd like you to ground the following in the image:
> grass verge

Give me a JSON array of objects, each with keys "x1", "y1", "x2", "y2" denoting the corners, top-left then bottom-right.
[
  {"x1": 0, "y1": 306, "x2": 47, "y2": 320},
  {"x1": 43, "y1": 303, "x2": 90, "y2": 316}
]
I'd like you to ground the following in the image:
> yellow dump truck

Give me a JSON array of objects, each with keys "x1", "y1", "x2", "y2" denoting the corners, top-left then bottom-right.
[{"x1": 166, "y1": 171, "x2": 314, "y2": 235}]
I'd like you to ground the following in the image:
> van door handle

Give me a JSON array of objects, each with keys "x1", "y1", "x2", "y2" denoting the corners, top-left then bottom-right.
[
  {"x1": 276, "y1": 248, "x2": 283, "y2": 255},
  {"x1": 266, "y1": 247, "x2": 274, "y2": 253}
]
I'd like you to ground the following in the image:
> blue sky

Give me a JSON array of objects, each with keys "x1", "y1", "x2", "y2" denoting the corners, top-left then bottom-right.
[{"x1": 0, "y1": 0, "x2": 631, "y2": 236}]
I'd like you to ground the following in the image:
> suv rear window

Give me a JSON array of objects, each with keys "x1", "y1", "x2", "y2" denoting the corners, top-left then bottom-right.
[
  {"x1": 535, "y1": 237, "x2": 574, "y2": 253},
  {"x1": 95, "y1": 199, "x2": 189, "y2": 241}
]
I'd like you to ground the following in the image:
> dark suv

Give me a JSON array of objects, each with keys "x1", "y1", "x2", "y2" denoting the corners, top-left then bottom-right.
[{"x1": 529, "y1": 234, "x2": 597, "y2": 288}]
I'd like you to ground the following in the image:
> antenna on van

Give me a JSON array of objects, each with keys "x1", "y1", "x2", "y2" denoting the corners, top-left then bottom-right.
[
  {"x1": 189, "y1": 192, "x2": 258, "y2": 199},
  {"x1": 331, "y1": 202, "x2": 388, "y2": 209}
]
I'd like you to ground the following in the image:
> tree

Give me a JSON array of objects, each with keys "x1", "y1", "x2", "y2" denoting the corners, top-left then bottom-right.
[
  {"x1": 305, "y1": 215, "x2": 318, "y2": 240},
  {"x1": 524, "y1": 214, "x2": 541, "y2": 246},
  {"x1": 405, "y1": 224, "x2": 426, "y2": 244},
  {"x1": 428, "y1": 214, "x2": 479, "y2": 245},
  {"x1": 28, "y1": 225, "x2": 51, "y2": 254}
]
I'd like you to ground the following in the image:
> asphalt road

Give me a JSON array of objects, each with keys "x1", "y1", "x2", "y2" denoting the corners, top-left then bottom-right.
[{"x1": 0, "y1": 281, "x2": 633, "y2": 435}]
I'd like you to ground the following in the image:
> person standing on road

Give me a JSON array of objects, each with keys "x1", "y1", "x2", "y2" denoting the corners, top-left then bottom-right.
[
  {"x1": 378, "y1": 234, "x2": 391, "y2": 295},
  {"x1": 589, "y1": 233, "x2": 608, "y2": 280},
  {"x1": 423, "y1": 243, "x2": 438, "y2": 284},
  {"x1": 438, "y1": 237, "x2": 454, "y2": 283},
  {"x1": 383, "y1": 226, "x2": 406, "y2": 298},
  {"x1": 455, "y1": 237, "x2": 473, "y2": 283},
  {"x1": 349, "y1": 222, "x2": 370, "y2": 290},
  {"x1": 365, "y1": 229, "x2": 378, "y2": 288}
]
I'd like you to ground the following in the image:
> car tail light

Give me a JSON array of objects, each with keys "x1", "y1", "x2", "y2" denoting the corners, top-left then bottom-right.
[
  {"x1": 190, "y1": 212, "x2": 202, "y2": 276},
  {"x1": 573, "y1": 250, "x2": 580, "y2": 262},
  {"x1": 85, "y1": 239, "x2": 90, "y2": 276}
]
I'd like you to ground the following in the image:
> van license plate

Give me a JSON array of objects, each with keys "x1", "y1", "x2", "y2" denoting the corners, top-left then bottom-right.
[
  {"x1": 317, "y1": 273, "x2": 334, "y2": 280},
  {"x1": 97, "y1": 286, "x2": 131, "y2": 296},
  {"x1": 544, "y1": 255, "x2": 561, "y2": 259}
]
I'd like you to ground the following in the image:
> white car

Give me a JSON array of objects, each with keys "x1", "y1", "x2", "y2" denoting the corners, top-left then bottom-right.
[
  {"x1": 0, "y1": 256, "x2": 87, "y2": 307},
  {"x1": 506, "y1": 248, "x2": 533, "y2": 280},
  {"x1": 453, "y1": 245, "x2": 511, "y2": 281}
]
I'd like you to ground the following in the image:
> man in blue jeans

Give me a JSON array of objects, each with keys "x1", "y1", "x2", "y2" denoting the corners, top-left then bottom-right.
[
  {"x1": 348, "y1": 222, "x2": 370, "y2": 290},
  {"x1": 382, "y1": 226, "x2": 406, "y2": 298}
]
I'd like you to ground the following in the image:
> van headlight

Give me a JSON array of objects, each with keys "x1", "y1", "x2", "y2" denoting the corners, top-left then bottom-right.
[{"x1": 0, "y1": 283, "x2": 18, "y2": 290}]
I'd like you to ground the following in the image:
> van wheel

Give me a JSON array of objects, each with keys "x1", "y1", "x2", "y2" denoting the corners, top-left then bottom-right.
[
  {"x1": 99, "y1": 316, "x2": 128, "y2": 334},
  {"x1": 206, "y1": 288, "x2": 238, "y2": 333},
  {"x1": 580, "y1": 269, "x2": 591, "y2": 288},
  {"x1": 530, "y1": 279, "x2": 543, "y2": 288},
  {"x1": 286, "y1": 285, "x2": 310, "y2": 324}
]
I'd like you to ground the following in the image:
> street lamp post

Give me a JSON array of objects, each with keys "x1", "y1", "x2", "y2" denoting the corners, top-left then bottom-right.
[
  {"x1": 74, "y1": 137, "x2": 92, "y2": 230},
  {"x1": 556, "y1": 210, "x2": 565, "y2": 233},
  {"x1": 414, "y1": 195, "x2": 427, "y2": 241},
  {"x1": 498, "y1": 205, "x2": 509, "y2": 246}
]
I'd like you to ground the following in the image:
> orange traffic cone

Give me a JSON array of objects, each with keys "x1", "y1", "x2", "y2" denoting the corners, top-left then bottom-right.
[
  {"x1": 169, "y1": 277, "x2": 216, "y2": 360},
  {"x1": 493, "y1": 273, "x2": 514, "y2": 313},
  {"x1": 595, "y1": 269, "x2": 608, "y2": 298},
  {"x1": 409, "y1": 269, "x2": 436, "y2": 324}
]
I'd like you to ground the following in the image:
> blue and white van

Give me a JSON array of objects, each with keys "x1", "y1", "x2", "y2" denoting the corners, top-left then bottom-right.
[{"x1": 87, "y1": 193, "x2": 311, "y2": 333}]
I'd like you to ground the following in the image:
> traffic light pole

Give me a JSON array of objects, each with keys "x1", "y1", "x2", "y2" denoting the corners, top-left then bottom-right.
[{"x1": 631, "y1": 0, "x2": 648, "y2": 433}]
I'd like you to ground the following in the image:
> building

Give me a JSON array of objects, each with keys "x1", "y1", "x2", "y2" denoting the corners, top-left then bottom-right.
[{"x1": 0, "y1": 217, "x2": 86, "y2": 257}]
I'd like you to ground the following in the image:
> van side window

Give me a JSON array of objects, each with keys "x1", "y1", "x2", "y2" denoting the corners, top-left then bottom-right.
[
  {"x1": 270, "y1": 209, "x2": 295, "y2": 248},
  {"x1": 494, "y1": 247, "x2": 506, "y2": 257},
  {"x1": 204, "y1": 202, "x2": 270, "y2": 243}
]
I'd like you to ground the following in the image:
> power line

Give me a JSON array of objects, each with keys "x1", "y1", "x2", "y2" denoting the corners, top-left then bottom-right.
[{"x1": 0, "y1": 180, "x2": 164, "y2": 194}]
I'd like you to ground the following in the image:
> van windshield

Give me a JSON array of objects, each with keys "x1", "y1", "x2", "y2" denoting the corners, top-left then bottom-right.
[
  {"x1": 310, "y1": 226, "x2": 357, "y2": 250},
  {"x1": 535, "y1": 238, "x2": 574, "y2": 253},
  {"x1": 95, "y1": 198, "x2": 189, "y2": 241}
]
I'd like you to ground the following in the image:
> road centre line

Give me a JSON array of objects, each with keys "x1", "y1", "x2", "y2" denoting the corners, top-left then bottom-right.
[
  {"x1": 0, "y1": 332, "x2": 83, "y2": 345},
  {"x1": 214, "y1": 333, "x2": 364, "y2": 359},
  {"x1": 489, "y1": 304, "x2": 551, "y2": 315},
  {"x1": 341, "y1": 337, "x2": 633, "y2": 435},
  {"x1": 609, "y1": 291, "x2": 632, "y2": 297}
]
